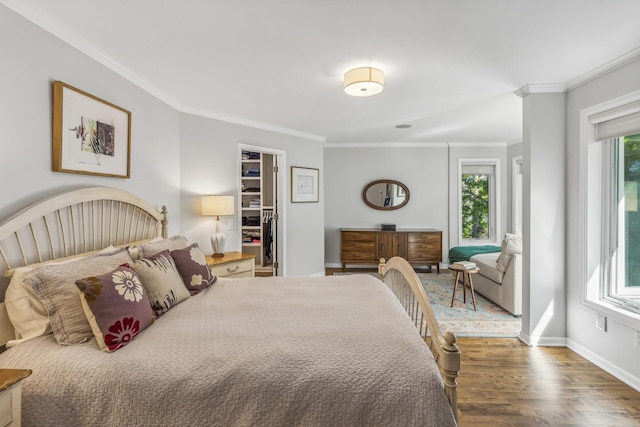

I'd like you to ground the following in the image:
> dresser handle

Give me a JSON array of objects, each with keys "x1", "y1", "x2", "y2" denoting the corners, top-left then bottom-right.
[{"x1": 226, "y1": 265, "x2": 240, "y2": 273}]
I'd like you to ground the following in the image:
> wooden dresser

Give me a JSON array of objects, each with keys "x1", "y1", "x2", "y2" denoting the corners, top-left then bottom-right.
[{"x1": 340, "y1": 228, "x2": 442, "y2": 272}]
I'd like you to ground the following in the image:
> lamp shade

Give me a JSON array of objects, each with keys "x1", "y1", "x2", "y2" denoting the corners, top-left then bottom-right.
[
  {"x1": 344, "y1": 67, "x2": 384, "y2": 97},
  {"x1": 201, "y1": 195, "x2": 235, "y2": 216}
]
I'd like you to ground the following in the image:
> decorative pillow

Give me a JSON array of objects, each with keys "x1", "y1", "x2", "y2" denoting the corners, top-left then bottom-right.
[
  {"x1": 76, "y1": 264, "x2": 154, "y2": 352},
  {"x1": 132, "y1": 250, "x2": 190, "y2": 317},
  {"x1": 29, "y1": 248, "x2": 133, "y2": 345},
  {"x1": 496, "y1": 234, "x2": 523, "y2": 272},
  {"x1": 138, "y1": 235, "x2": 188, "y2": 259},
  {"x1": 5, "y1": 246, "x2": 120, "y2": 348},
  {"x1": 170, "y1": 243, "x2": 217, "y2": 295}
]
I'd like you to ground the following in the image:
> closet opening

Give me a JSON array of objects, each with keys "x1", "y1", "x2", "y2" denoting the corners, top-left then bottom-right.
[{"x1": 238, "y1": 144, "x2": 285, "y2": 276}]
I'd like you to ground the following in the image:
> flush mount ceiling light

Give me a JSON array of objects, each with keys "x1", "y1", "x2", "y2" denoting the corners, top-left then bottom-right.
[{"x1": 344, "y1": 67, "x2": 384, "y2": 97}]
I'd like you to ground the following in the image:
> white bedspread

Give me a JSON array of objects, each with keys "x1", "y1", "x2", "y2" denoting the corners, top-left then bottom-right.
[{"x1": 0, "y1": 274, "x2": 456, "y2": 426}]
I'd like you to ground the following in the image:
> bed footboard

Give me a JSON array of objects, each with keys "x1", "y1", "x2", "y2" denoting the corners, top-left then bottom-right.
[{"x1": 378, "y1": 256, "x2": 460, "y2": 421}]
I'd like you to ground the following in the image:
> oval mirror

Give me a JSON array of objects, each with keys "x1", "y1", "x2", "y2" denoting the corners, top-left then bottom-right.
[{"x1": 362, "y1": 180, "x2": 410, "y2": 210}]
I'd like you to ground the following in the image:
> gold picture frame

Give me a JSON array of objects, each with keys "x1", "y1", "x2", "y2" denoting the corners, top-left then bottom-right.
[
  {"x1": 291, "y1": 166, "x2": 319, "y2": 203},
  {"x1": 52, "y1": 81, "x2": 131, "y2": 178}
]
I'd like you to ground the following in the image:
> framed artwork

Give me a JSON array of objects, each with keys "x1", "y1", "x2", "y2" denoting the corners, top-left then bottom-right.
[
  {"x1": 52, "y1": 81, "x2": 131, "y2": 178},
  {"x1": 291, "y1": 166, "x2": 319, "y2": 203}
]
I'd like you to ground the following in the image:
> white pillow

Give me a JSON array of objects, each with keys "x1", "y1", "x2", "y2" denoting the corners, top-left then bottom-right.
[
  {"x1": 495, "y1": 234, "x2": 522, "y2": 272},
  {"x1": 5, "y1": 267, "x2": 50, "y2": 348}
]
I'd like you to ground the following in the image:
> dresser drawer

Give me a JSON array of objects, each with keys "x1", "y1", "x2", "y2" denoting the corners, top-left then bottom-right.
[
  {"x1": 210, "y1": 258, "x2": 254, "y2": 278},
  {"x1": 341, "y1": 231, "x2": 376, "y2": 242},
  {"x1": 407, "y1": 243, "x2": 441, "y2": 261},
  {"x1": 408, "y1": 232, "x2": 441, "y2": 244}
]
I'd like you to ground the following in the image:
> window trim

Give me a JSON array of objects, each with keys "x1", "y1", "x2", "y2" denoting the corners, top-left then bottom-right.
[
  {"x1": 579, "y1": 90, "x2": 640, "y2": 330},
  {"x1": 457, "y1": 158, "x2": 501, "y2": 246}
]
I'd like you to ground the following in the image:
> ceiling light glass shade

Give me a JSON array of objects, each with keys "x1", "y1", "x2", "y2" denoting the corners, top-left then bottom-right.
[{"x1": 344, "y1": 67, "x2": 384, "y2": 97}]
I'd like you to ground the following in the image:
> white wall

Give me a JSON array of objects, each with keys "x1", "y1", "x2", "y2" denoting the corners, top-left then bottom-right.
[
  {"x1": 179, "y1": 113, "x2": 325, "y2": 277},
  {"x1": 0, "y1": 5, "x2": 326, "y2": 284},
  {"x1": 324, "y1": 143, "x2": 510, "y2": 268},
  {"x1": 566, "y1": 59, "x2": 640, "y2": 388},
  {"x1": 0, "y1": 6, "x2": 181, "y2": 226},
  {"x1": 0, "y1": 4, "x2": 182, "y2": 293},
  {"x1": 521, "y1": 92, "x2": 566, "y2": 346}
]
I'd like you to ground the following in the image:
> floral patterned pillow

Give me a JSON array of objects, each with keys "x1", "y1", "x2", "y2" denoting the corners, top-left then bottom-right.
[
  {"x1": 76, "y1": 264, "x2": 154, "y2": 352},
  {"x1": 170, "y1": 243, "x2": 217, "y2": 295}
]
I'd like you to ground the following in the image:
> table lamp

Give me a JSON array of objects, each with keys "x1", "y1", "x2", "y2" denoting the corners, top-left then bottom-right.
[{"x1": 201, "y1": 195, "x2": 235, "y2": 257}]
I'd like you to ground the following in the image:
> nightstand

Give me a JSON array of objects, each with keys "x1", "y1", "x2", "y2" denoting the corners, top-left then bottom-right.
[
  {"x1": 0, "y1": 369, "x2": 31, "y2": 426},
  {"x1": 206, "y1": 252, "x2": 256, "y2": 278}
]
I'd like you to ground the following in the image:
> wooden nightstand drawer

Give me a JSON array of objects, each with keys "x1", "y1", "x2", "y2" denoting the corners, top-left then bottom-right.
[
  {"x1": 0, "y1": 369, "x2": 31, "y2": 427},
  {"x1": 210, "y1": 258, "x2": 254, "y2": 278},
  {"x1": 207, "y1": 252, "x2": 256, "y2": 278},
  {"x1": 0, "y1": 388, "x2": 13, "y2": 427}
]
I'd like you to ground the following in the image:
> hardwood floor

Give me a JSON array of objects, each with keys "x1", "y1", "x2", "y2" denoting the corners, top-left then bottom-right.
[
  {"x1": 325, "y1": 267, "x2": 640, "y2": 424},
  {"x1": 456, "y1": 338, "x2": 640, "y2": 426}
]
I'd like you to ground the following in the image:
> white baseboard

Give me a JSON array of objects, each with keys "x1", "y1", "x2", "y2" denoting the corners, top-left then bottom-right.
[
  {"x1": 567, "y1": 338, "x2": 640, "y2": 392},
  {"x1": 518, "y1": 332, "x2": 567, "y2": 347}
]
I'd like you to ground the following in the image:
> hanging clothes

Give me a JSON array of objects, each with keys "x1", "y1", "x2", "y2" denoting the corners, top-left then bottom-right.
[{"x1": 263, "y1": 211, "x2": 273, "y2": 260}]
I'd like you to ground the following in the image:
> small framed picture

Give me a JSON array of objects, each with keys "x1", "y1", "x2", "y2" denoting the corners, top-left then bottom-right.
[
  {"x1": 52, "y1": 81, "x2": 131, "y2": 178},
  {"x1": 291, "y1": 166, "x2": 319, "y2": 203}
]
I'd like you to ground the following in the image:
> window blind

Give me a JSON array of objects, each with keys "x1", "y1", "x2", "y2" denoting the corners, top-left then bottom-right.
[
  {"x1": 591, "y1": 100, "x2": 640, "y2": 141},
  {"x1": 461, "y1": 164, "x2": 495, "y2": 175}
]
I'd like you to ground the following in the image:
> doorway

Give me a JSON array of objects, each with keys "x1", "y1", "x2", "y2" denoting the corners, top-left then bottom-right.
[{"x1": 238, "y1": 144, "x2": 286, "y2": 276}]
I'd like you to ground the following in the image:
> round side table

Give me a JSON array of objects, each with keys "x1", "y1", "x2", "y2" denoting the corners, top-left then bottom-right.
[{"x1": 449, "y1": 265, "x2": 480, "y2": 311}]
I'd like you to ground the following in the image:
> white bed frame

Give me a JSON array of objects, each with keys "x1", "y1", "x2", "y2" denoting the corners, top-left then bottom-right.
[
  {"x1": 0, "y1": 187, "x2": 460, "y2": 420},
  {"x1": 0, "y1": 187, "x2": 167, "y2": 343},
  {"x1": 379, "y1": 257, "x2": 460, "y2": 420}
]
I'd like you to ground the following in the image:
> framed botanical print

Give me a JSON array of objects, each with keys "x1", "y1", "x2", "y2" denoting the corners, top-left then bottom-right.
[{"x1": 52, "y1": 81, "x2": 131, "y2": 178}]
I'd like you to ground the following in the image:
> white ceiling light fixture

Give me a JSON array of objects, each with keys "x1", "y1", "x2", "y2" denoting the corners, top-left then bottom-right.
[{"x1": 344, "y1": 67, "x2": 384, "y2": 97}]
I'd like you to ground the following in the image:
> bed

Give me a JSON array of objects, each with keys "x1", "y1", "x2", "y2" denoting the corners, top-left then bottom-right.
[{"x1": 0, "y1": 187, "x2": 460, "y2": 426}]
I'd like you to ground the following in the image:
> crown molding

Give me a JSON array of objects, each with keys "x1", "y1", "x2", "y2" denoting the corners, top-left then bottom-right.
[
  {"x1": 514, "y1": 84, "x2": 567, "y2": 98},
  {"x1": 567, "y1": 47, "x2": 640, "y2": 91},
  {"x1": 447, "y1": 141, "x2": 508, "y2": 148},
  {"x1": 323, "y1": 142, "x2": 449, "y2": 148},
  {"x1": 0, "y1": 0, "x2": 326, "y2": 143},
  {"x1": 182, "y1": 107, "x2": 325, "y2": 142}
]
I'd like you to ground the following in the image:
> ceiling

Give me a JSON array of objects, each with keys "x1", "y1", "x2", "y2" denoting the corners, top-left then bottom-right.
[{"x1": 4, "y1": 0, "x2": 640, "y2": 144}]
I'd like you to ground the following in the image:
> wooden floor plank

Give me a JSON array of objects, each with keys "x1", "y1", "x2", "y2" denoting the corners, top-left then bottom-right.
[{"x1": 456, "y1": 338, "x2": 640, "y2": 426}]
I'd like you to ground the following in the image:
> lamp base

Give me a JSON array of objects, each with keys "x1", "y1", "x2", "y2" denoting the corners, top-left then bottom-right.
[{"x1": 211, "y1": 232, "x2": 226, "y2": 258}]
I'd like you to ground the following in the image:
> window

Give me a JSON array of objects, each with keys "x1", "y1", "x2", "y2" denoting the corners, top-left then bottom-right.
[
  {"x1": 458, "y1": 160, "x2": 499, "y2": 244},
  {"x1": 603, "y1": 133, "x2": 640, "y2": 311},
  {"x1": 582, "y1": 93, "x2": 640, "y2": 325}
]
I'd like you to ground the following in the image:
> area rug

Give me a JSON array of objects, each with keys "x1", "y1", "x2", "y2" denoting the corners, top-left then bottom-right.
[
  {"x1": 340, "y1": 271, "x2": 522, "y2": 338},
  {"x1": 414, "y1": 272, "x2": 521, "y2": 337}
]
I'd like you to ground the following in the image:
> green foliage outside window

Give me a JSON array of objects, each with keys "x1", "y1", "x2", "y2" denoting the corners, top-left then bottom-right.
[
  {"x1": 624, "y1": 134, "x2": 640, "y2": 287},
  {"x1": 461, "y1": 174, "x2": 489, "y2": 239}
]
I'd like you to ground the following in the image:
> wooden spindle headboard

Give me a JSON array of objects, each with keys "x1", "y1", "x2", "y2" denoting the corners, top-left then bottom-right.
[{"x1": 0, "y1": 187, "x2": 168, "y2": 346}]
